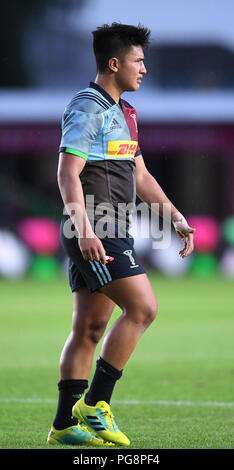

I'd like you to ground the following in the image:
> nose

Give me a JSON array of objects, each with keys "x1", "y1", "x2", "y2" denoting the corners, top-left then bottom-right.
[{"x1": 141, "y1": 61, "x2": 147, "y2": 74}]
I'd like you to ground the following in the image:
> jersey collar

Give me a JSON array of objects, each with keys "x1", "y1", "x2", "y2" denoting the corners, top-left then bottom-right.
[{"x1": 89, "y1": 82, "x2": 117, "y2": 106}]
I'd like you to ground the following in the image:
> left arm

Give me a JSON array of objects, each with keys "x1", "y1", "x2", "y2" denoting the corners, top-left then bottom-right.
[{"x1": 135, "y1": 154, "x2": 195, "y2": 257}]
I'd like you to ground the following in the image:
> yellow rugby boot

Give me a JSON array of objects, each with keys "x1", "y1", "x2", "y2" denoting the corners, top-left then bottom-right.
[
  {"x1": 47, "y1": 422, "x2": 114, "y2": 446},
  {"x1": 72, "y1": 395, "x2": 130, "y2": 446}
]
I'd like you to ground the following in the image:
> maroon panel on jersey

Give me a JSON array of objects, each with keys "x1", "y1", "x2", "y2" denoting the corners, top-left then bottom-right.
[{"x1": 120, "y1": 99, "x2": 141, "y2": 156}]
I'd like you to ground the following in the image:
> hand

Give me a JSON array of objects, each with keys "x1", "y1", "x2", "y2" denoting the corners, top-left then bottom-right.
[
  {"x1": 79, "y1": 235, "x2": 106, "y2": 264},
  {"x1": 172, "y1": 212, "x2": 196, "y2": 258}
]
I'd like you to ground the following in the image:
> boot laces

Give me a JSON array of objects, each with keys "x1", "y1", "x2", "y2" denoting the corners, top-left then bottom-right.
[{"x1": 100, "y1": 405, "x2": 114, "y2": 429}]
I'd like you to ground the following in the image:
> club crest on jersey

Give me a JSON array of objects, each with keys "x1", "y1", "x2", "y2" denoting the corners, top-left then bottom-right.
[
  {"x1": 107, "y1": 140, "x2": 138, "y2": 159},
  {"x1": 130, "y1": 113, "x2": 138, "y2": 133}
]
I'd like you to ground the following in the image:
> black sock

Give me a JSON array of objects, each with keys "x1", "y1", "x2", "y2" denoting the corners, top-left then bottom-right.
[
  {"x1": 53, "y1": 379, "x2": 88, "y2": 430},
  {"x1": 85, "y1": 356, "x2": 123, "y2": 406}
]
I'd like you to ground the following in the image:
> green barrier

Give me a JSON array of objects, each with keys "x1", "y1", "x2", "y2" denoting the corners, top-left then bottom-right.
[
  {"x1": 190, "y1": 253, "x2": 218, "y2": 278},
  {"x1": 29, "y1": 255, "x2": 61, "y2": 280}
]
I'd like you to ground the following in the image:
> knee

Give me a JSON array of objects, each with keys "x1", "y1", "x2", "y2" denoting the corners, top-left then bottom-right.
[
  {"x1": 87, "y1": 319, "x2": 108, "y2": 344},
  {"x1": 141, "y1": 299, "x2": 158, "y2": 328},
  {"x1": 128, "y1": 298, "x2": 158, "y2": 330},
  {"x1": 71, "y1": 309, "x2": 109, "y2": 346},
  {"x1": 73, "y1": 316, "x2": 108, "y2": 345}
]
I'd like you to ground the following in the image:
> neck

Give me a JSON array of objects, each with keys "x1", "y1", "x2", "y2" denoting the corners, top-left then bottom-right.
[{"x1": 95, "y1": 74, "x2": 122, "y2": 103}]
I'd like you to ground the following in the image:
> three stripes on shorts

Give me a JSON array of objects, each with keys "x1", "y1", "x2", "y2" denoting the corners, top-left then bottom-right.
[{"x1": 89, "y1": 261, "x2": 112, "y2": 286}]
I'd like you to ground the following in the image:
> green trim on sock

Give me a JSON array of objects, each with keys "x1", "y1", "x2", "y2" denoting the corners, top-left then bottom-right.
[{"x1": 72, "y1": 393, "x2": 83, "y2": 399}]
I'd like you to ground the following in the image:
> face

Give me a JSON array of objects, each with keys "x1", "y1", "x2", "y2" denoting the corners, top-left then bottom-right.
[{"x1": 114, "y1": 45, "x2": 147, "y2": 92}]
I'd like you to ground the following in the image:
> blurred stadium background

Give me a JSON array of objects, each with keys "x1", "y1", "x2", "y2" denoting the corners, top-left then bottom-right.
[{"x1": 1, "y1": 0, "x2": 234, "y2": 282}]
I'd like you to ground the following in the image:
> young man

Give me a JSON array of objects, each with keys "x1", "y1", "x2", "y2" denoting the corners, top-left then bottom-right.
[{"x1": 47, "y1": 23, "x2": 195, "y2": 447}]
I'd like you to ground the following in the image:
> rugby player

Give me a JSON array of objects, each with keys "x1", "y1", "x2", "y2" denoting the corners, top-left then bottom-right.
[{"x1": 47, "y1": 23, "x2": 195, "y2": 447}]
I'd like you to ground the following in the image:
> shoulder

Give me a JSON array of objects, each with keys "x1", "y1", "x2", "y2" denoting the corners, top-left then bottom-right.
[{"x1": 65, "y1": 87, "x2": 112, "y2": 115}]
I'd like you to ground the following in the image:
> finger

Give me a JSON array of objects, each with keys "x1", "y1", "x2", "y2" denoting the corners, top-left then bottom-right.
[
  {"x1": 82, "y1": 250, "x2": 89, "y2": 261},
  {"x1": 179, "y1": 237, "x2": 188, "y2": 258},
  {"x1": 88, "y1": 250, "x2": 95, "y2": 261},
  {"x1": 179, "y1": 240, "x2": 187, "y2": 257},
  {"x1": 92, "y1": 248, "x2": 100, "y2": 263},
  {"x1": 185, "y1": 233, "x2": 194, "y2": 256},
  {"x1": 179, "y1": 240, "x2": 188, "y2": 258},
  {"x1": 85, "y1": 250, "x2": 94, "y2": 262},
  {"x1": 181, "y1": 234, "x2": 194, "y2": 257},
  {"x1": 99, "y1": 246, "x2": 106, "y2": 264}
]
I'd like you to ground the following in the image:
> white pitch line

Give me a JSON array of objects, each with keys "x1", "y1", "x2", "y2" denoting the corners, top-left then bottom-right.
[
  {"x1": 0, "y1": 398, "x2": 56, "y2": 403},
  {"x1": 113, "y1": 400, "x2": 234, "y2": 407},
  {"x1": 0, "y1": 398, "x2": 233, "y2": 407}
]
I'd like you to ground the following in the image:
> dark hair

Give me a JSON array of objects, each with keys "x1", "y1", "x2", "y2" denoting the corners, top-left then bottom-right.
[{"x1": 92, "y1": 22, "x2": 151, "y2": 73}]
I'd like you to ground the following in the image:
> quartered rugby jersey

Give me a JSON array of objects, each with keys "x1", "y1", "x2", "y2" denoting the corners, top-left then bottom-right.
[{"x1": 59, "y1": 82, "x2": 141, "y2": 226}]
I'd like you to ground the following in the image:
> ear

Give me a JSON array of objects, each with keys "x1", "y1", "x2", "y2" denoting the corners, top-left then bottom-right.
[{"x1": 108, "y1": 57, "x2": 119, "y2": 73}]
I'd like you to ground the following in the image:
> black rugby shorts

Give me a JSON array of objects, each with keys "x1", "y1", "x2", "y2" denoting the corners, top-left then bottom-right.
[{"x1": 60, "y1": 215, "x2": 145, "y2": 292}]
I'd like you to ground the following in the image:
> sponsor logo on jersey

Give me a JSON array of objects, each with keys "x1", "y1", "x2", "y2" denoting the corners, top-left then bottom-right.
[{"x1": 107, "y1": 140, "x2": 138, "y2": 158}]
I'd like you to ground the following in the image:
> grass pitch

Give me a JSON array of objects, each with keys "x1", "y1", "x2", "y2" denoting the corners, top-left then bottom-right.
[{"x1": 0, "y1": 273, "x2": 233, "y2": 449}]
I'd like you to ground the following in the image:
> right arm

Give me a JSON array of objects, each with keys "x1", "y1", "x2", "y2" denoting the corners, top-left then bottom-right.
[{"x1": 57, "y1": 152, "x2": 106, "y2": 263}]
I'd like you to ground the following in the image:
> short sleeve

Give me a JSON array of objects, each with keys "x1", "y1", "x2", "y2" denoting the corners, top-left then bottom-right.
[
  {"x1": 59, "y1": 109, "x2": 103, "y2": 160},
  {"x1": 135, "y1": 145, "x2": 141, "y2": 157}
]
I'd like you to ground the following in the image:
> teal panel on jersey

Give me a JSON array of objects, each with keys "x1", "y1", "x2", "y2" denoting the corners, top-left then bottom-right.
[
  {"x1": 58, "y1": 82, "x2": 141, "y2": 228},
  {"x1": 59, "y1": 83, "x2": 140, "y2": 162}
]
